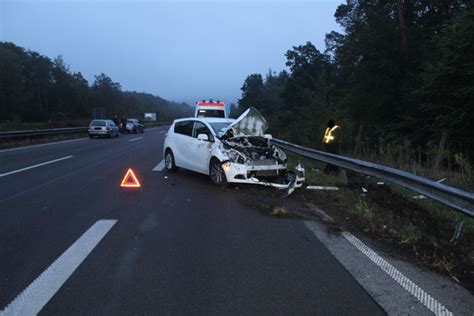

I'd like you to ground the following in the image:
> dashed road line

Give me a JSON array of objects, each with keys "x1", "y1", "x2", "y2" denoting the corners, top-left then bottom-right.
[
  {"x1": 128, "y1": 137, "x2": 144, "y2": 142},
  {"x1": 0, "y1": 219, "x2": 117, "y2": 316},
  {"x1": 152, "y1": 160, "x2": 165, "y2": 172},
  {"x1": 341, "y1": 232, "x2": 452, "y2": 316},
  {"x1": 304, "y1": 206, "x2": 452, "y2": 315},
  {"x1": 0, "y1": 156, "x2": 73, "y2": 177},
  {"x1": 159, "y1": 130, "x2": 166, "y2": 134}
]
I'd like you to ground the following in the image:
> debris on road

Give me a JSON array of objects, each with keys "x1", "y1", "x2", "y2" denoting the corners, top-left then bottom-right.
[
  {"x1": 376, "y1": 182, "x2": 384, "y2": 186},
  {"x1": 306, "y1": 185, "x2": 339, "y2": 191},
  {"x1": 412, "y1": 195, "x2": 427, "y2": 199},
  {"x1": 361, "y1": 187, "x2": 368, "y2": 193}
]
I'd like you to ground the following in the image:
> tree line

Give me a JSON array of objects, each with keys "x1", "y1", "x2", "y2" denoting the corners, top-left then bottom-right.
[
  {"x1": 0, "y1": 42, "x2": 192, "y2": 123},
  {"x1": 235, "y1": 1, "x2": 474, "y2": 161}
]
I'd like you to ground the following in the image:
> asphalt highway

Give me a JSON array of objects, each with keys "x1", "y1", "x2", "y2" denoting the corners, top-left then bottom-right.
[{"x1": 0, "y1": 127, "x2": 385, "y2": 315}]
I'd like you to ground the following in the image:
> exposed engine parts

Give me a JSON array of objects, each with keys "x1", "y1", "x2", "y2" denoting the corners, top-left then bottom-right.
[{"x1": 221, "y1": 136, "x2": 286, "y2": 164}]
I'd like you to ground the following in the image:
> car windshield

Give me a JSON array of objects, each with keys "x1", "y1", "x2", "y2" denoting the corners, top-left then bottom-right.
[
  {"x1": 209, "y1": 122, "x2": 232, "y2": 137},
  {"x1": 90, "y1": 120, "x2": 105, "y2": 126}
]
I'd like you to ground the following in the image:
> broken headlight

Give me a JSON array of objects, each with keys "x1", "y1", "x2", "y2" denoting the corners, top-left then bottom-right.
[{"x1": 227, "y1": 150, "x2": 239, "y2": 162}]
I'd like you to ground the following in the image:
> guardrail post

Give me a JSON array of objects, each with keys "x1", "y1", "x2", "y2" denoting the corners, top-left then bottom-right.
[{"x1": 449, "y1": 220, "x2": 464, "y2": 245}]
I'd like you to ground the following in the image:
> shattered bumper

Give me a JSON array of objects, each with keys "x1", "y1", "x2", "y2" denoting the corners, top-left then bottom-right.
[{"x1": 222, "y1": 161, "x2": 305, "y2": 192}]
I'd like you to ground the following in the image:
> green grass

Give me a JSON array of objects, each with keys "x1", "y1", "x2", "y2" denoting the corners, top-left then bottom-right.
[
  {"x1": 355, "y1": 140, "x2": 473, "y2": 191},
  {"x1": 272, "y1": 206, "x2": 288, "y2": 217}
]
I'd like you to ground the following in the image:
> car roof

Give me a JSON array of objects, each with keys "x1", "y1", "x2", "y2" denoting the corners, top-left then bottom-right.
[{"x1": 174, "y1": 117, "x2": 234, "y2": 124}]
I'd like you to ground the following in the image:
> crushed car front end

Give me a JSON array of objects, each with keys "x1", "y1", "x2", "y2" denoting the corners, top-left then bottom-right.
[{"x1": 213, "y1": 107, "x2": 305, "y2": 192}]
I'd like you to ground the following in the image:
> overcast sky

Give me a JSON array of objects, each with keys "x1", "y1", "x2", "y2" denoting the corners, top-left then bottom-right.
[{"x1": 1, "y1": 0, "x2": 342, "y2": 105}]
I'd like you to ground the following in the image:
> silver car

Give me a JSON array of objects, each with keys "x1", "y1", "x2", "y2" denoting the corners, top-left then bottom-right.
[
  {"x1": 125, "y1": 119, "x2": 144, "y2": 133},
  {"x1": 88, "y1": 119, "x2": 120, "y2": 138}
]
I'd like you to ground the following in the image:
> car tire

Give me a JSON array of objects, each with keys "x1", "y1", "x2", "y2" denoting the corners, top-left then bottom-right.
[
  {"x1": 116, "y1": 132, "x2": 119, "y2": 138},
  {"x1": 165, "y1": 149, "x2": 177, "y2": 172},
  {"x1": 210, "y1": 158, "x2": 227, "y2": 186},
  {"x1": 89, "y1": 134, "x2": 94, "y2": 139},
  {"x1": 141, "y1": 128, "x2": 144, "y2": 133}
]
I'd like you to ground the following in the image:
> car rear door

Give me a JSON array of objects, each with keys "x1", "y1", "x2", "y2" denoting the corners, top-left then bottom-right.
[
  {"x1": 172, "y1": 120, "x2": 195, "y2": 169},
  {"x1": 189, "y1": 122, "x2": 214, "y2": 173}
]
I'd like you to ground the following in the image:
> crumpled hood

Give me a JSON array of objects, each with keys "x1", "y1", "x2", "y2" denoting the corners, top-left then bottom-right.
[{"x1": 221, "y1": 107, "x2": 268, "y2": 139}]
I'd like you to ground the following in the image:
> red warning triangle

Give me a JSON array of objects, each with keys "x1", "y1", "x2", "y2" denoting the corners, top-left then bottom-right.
[{"x1": 120, "y1": 168, "x2": 141, "y2": 187}]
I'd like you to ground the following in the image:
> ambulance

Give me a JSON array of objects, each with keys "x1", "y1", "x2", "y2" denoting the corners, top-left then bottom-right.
[{"x1": 194, "y1": 100, "x2": 227, "y2": 118}]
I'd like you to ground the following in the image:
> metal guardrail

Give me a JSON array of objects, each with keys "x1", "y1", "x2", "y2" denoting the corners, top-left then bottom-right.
[
  {"x1": 0, "y1": 127, "x2": 88, "y2": 138},
  {"x1": 271, "y1": 138, "x2": 474, "y2": 217},
  {"x1": 0, "y1": 122, "x2": 170, "y2": 139}
]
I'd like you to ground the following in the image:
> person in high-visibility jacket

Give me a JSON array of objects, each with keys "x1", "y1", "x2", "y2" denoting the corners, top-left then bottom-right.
[{"x1": 322, "y1": 120, "x2": 341, "y2": 172}]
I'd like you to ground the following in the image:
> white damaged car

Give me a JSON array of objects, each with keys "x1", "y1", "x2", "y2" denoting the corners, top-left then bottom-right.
[{"x1": 163, "y1": 107, "x2": 304, "y2": 192}]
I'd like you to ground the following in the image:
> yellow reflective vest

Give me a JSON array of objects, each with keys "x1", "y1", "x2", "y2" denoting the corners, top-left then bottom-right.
[{"x1": 322, "y1": 125, "x2": 340, "y2": 144}]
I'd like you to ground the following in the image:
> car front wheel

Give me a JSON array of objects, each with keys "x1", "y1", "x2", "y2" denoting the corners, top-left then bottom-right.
[
  {"x1": 210, "y1": 159, "x2": 227, "y2": 186},
  {"x1": 165, "y1": 150, "x2": 177, "y2": 172}
]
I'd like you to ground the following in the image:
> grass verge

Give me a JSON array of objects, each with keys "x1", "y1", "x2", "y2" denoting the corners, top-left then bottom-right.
[{"x1": 284, "y1": 152, "x2": 474, "y2": 292}]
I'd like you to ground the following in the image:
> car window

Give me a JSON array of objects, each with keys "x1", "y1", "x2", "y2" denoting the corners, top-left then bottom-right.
[
  {"x1": 90, "y1": 120, "x2": 105, "y2": 126},
  {"x1": 174, "y1": 120, "x2": 194, "y2": 136},
  {"x1": 193, "y1": 122, "x2": 214, "y2": 141}
]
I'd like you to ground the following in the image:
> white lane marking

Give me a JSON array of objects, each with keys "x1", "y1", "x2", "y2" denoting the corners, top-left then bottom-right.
[
  {"x1": 0, "y1": 138, "x2": 152, "y2": 203},
  {"x1": 305, "y1": 208, "x2": 453, "y2": 315},
  {"x1": 0, "y1": 156, "x2": 73, "y2": 177},
  {"x1": 340, "y1": 232, "x2": 452, "y2": 316},
  {"x1": 0, "y1": 138, "x2": 87, "y2": 153},
  {"x1": 159, "y1": 130, "x2": 166, "y2": 134},
  {"x1": 0, "y1": 219, "x2": 117, "y2": 316},
  {"x1": 128, "y1": 137, "x2": 144, "y2": 142},
  {"x1": 152, "y1": 160, "x2": 165, "y2": 172}
]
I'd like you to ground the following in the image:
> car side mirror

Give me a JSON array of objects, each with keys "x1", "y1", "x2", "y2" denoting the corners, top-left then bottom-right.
[{"x1": 197, "y1": 133, "x2": 209, "y2": 141}]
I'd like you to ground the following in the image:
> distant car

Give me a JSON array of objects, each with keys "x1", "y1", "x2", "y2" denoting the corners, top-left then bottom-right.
[
  {"x1": 125, "y1": 119, "x2": 144, "y2": 133},
  {"x1": 163, "y1": 107, "x2": 304, "y2": 190},
  {"x1": 88, "y1": 119, "x2": 120, "y2": 138}
]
